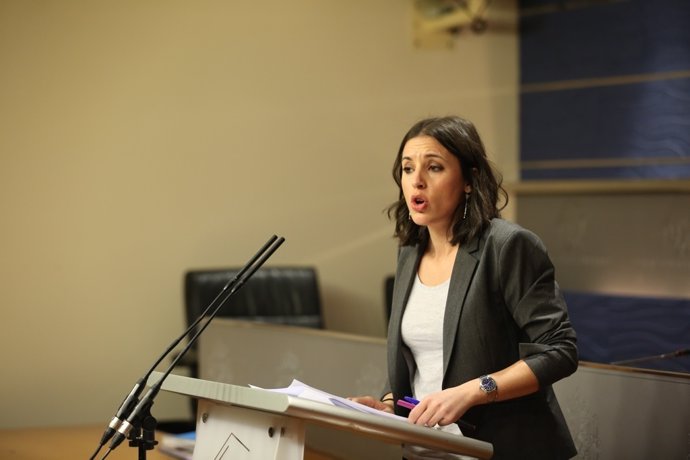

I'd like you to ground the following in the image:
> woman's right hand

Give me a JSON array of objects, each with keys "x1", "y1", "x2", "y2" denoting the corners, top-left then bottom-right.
[{"x1": 348, "y1": 395, "x2": 394, "y2": 413}]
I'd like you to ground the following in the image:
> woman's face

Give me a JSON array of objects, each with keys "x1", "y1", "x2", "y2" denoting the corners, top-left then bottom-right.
[{"x1": 401, "y1": 135, "x2": 470, "y2": 233}]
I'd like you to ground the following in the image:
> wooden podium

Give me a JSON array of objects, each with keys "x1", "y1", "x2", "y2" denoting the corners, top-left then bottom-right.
[{"x1": 149, "y1": 371, "x2": 493, "y2": 459}]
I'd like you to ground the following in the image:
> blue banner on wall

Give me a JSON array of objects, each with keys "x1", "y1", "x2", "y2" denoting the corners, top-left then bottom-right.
[
  {"x1": 519, "y1": 0, "x2": 690, "y2": 180},
  {"x1": 564, "y1": 291, "x2": 690, "y2": 373}
]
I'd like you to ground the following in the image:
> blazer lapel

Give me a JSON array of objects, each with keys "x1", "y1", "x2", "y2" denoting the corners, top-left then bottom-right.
[
  {"x1": 442, "y1": 237, "x2": 480, "y2": 376},
  {"x1": 389, "y1": 245, "x2": 422, "y2": 335},
  {"x1": 388, "y1": 245, "x2": 422, "y2": 388}
]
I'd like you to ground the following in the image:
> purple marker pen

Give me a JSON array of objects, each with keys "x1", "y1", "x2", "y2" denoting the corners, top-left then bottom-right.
[{"x1": 396, "y1": 399, "x2": 416, "y2": 410}]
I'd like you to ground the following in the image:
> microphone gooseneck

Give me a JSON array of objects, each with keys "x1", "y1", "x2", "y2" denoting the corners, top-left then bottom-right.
[
  {"x1": 611, "y1": 348, "x2": 690, "y2": 366},
  {"x1": 91, "y1": 235, "x2": 285, "y2": 460}
]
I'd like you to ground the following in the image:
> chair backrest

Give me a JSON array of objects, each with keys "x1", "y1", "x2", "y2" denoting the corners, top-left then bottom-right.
[{"x1": 184, "y1": 266, "x2": 324, "y2": 334}]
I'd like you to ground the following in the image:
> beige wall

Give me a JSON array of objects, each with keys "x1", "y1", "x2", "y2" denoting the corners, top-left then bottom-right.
[{"x1": 0, "y1": 0, "x2": 518, "y2": 428}]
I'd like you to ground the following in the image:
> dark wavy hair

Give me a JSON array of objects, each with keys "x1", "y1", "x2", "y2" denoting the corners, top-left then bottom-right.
[{"x1": 387, "y1": 116, "x2": 508, "y2": 246}]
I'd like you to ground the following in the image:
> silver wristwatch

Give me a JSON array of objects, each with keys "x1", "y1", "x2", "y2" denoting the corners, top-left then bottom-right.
[{"x1": 479, "y1": 374, "x2": 498, "y2": 402}]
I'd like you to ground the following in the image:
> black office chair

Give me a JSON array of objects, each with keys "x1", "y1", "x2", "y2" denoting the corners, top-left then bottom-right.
[{"x1": 178, "y1": 266, "x2": 324, "y2": 378}]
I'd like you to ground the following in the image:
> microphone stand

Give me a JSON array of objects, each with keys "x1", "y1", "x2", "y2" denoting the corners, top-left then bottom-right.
[
  {"x1": 90, "y1": 235, "x2": 285, "y2": 460},
  {"x1": 124, "y1": 405, "x2": 158, "y2": 460}
]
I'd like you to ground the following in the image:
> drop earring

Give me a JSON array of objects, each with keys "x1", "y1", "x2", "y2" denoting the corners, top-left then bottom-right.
[{"x1": 463, "y1": 193, "x2": 470, "y2": 220}]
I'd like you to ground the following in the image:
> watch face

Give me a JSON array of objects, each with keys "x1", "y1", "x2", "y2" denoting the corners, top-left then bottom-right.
[{"x1": 481, "y1": 376, "x2": 497, "y2": 392}]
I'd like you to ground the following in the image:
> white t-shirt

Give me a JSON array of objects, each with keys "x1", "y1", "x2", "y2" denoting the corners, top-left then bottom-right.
[{"x1": 401, "y1": 275, "x2": 475, "y2": 460}]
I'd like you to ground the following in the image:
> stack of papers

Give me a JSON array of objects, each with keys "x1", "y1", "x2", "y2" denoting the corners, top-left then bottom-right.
[{"x1": 251, "y1": 379, "x2": 408, "y2": 423}]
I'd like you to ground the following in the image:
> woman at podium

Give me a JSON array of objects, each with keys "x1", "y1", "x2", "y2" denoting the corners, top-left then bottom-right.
[{"x1": 354, "y1": 116, "x2": 578, "y2": 460}]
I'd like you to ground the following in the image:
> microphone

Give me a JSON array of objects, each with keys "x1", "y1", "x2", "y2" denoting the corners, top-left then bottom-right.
[
  {"x1": 611, "y1": 348, "x2": 690, "y2": 366},
  {"x1": 102, "y1": 235, "x2": 285, "y2": 458},
  {"x1": 89, "y1": 235, "x2": 285, "y2": 460}
]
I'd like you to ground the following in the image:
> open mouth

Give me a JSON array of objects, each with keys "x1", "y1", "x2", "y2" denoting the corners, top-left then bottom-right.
[{"x1": 411, "y1": 196, "x2": 428, "y2": 212}]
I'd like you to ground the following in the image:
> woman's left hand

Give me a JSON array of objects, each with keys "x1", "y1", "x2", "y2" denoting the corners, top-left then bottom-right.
[{"x1": 348, "y1": 395, "x2": 395, "y2": 413}]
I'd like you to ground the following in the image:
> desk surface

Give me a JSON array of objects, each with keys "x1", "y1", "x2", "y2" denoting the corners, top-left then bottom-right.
[
  {"x1": 0, "y1": 426, "x2": 170, "y2": 460},
  {"x1": 0, "y1": 424, "x2": 335, "y2": 460},
  {"x1": 0, "y1": 424, "x2": 169, "y2": 460}
]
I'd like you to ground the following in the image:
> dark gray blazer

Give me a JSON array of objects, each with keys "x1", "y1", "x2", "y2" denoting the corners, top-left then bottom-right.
[{"x1": 387, "y1": 219, "x2": 578, "y2": 459}]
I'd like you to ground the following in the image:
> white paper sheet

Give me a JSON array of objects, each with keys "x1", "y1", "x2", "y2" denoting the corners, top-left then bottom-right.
[{"x1": 250, "y1": 379, "x2": 409, "y2": 422}]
